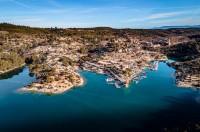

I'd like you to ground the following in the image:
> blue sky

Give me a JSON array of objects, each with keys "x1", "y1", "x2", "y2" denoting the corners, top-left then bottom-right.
[{"x1": 0, "y1": 0, "x2": 200, "y2": 28}]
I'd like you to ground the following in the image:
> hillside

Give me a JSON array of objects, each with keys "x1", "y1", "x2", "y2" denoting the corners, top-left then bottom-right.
[
  {"x1": 162, "y1": 42, "x2": 200, "y2": 61},
  {"x1": 0, "y1": 23, "x2": 199, "y2": 92},
  {"x1": 154, "y1": 25, "x2": 200, "y2": 29},
  {"x1": 0, "y1": 23, "x2": 49, "y2": 35}
]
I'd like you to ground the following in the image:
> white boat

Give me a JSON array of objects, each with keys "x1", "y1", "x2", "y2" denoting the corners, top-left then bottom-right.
[
  {"x1": 134, "y1": 77, "x2": 140, "y2": 80},
  {"x1": 140, "y1": 75, "x2": 147, "y2": 79},
  {"x1": 142, "y1": 71, "x2": 146, "y2": 74},
  {"x1": 106, "y1": 78, "x2": 114, "y2": 82}
]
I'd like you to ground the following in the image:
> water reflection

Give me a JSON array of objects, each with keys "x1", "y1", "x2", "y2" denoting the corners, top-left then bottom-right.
[{"x1": 0, "y1": 66, "x2": 25, "y2": 80}]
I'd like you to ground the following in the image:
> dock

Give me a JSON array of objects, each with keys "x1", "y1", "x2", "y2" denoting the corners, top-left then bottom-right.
[
  {"x1": 152, "y1": 61, "x2": 159, "y2": 70},
  {"x1": 108, "y1": 70, "x2": 126, "y2": 83},
  {"x1": 114, "y1": 82, "x2": 120, "y2": 88}
]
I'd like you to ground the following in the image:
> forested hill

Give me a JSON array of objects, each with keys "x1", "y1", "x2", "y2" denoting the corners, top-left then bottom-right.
[
  {"x1": 1, "y1": 22, "x2": 200, "y2": 38},
  {"x1": 0, "y1": 23, "x2": 49, "y2": 34},
  {"x1": 162, "y1": 42, "x2": 200, "y2": 61}
]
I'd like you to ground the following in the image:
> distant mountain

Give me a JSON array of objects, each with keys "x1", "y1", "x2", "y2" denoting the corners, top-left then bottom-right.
[{"x1": 153, "y1": 25, "x2": 200, "y2": 29}]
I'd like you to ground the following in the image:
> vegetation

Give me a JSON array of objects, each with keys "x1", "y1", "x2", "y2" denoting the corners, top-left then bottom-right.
[
  {"x1": 0, "y1": 66, "x2": 24, "y2": 79},
  {"x1": 162, "y1": 42, "x2": 200, "y2": 61},
  {"x1": 0, "y1": 22, "x2": 49, "y2": 35},
  {"x1": 0, "y1": 22, "x2": 200, "y2": 91},
  {"x1": 60, "y1": 56, "x2": 74, "y2": 67},
  {"x1": 26, "y1": 53, "x2": 52, "y2": 81},
  {"x1": 0, "y1": 53, "x2": 24, "y2": 72},
  {"x1": 163, "y1": 40, "x2": 200, "y2": 88},
  {"x1": 169, "y1": 60, "x2": 200, "y2": 75}
]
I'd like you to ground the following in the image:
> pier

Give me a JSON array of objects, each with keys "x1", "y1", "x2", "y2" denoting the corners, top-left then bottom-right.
[
  {"x1": 114, "y1": 82, "x2": 120, "y2": 88},
  {"x1": 152, "y1": 61, "x2": 159, "y2": 70},
  {"x1": 108, "y1": 70, "x2": 126, "y2": 83}
]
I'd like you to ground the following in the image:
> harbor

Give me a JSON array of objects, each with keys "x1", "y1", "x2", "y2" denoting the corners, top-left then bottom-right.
[
  {"x1": 1, "y1": 61, "x2": 199, "y2": 132},
  {"x1": 105, "y1": 70, "x2": 148, "y2": 88},
  {"x1": 132, "y1": 72, "x2": 147, "y2": 84}
]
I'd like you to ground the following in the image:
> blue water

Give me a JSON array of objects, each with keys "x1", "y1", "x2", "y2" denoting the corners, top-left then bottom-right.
[{"x1": 0, "y1": 62, "x2": 200, "y2": 132}]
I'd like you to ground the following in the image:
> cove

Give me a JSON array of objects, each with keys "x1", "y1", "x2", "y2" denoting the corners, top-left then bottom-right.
[{"x1": 0, "y1": 62, "x2": 200, "y2": 132}]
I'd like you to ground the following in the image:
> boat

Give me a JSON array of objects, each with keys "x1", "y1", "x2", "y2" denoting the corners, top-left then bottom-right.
[
  {"x1": 106, "y1": 78, "x2": 114, "y2": 82},
  {"x1": 142, "y1": 71, "x2": 146, "y2": 74},
  {"x1": 134, "y1": 77, "x2": 140, "y2": 80},
  {"x1": 140, "y1": 75, "x2": 147, "y2": 79}
]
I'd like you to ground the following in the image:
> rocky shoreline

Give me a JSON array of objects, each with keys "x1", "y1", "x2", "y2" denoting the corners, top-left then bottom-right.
[
  {"x1": 1, "y1": 23, "x2": 199, "y2": 94},
  {"x1": 19, "y1": 72, "x2": 84, "y2": 94},
  {"x1": 168, "y1": 60, "x2": 200, "y2": 89}
]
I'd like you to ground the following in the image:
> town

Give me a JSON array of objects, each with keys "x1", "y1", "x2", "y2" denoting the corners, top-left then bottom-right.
[{"x1": 0, "y1": 23, "x2": 199, "y2": 93}]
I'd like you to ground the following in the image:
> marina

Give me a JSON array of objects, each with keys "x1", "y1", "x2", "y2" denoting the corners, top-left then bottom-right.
[
  {"x1": 105, "y1": 69, "x2": 148, "y2": 88},
  {"x1": 132, "y1": 71, "x2": 148, "y2": 84}
]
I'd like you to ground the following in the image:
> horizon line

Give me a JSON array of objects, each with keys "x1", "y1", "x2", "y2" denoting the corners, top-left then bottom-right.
[{"x1": 0, "y1": 22, "x2": 200, "y2": 30}]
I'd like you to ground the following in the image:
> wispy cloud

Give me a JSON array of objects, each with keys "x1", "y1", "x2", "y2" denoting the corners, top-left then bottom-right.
[
  {"x1": 6, "y1": 18, "x2": 43, "y2": 22},
  {"x1": 123, "y1": 11, "x2": 190, "y2": 22},
  {"x1": 147, "y1": 11, "x2": 189, "y2": 19},
  {"x1": 145, "y1": 6, "x2": 200, "y2": 10},
  {"x1": 151, "y1": 17, "x2": 200, "y2": 24},
  {"x1": 8, "y1": 0, "x2": 99, "y2": 14},
  {"x1": 9, "y1": 0, "x2": 36, "y2": 11},
  {"x1": 38, "y1": 7, "x2": 99, "y2": 14},
  {"x1": 122, "y1": 10, "x2": 195, "y2": 22}
]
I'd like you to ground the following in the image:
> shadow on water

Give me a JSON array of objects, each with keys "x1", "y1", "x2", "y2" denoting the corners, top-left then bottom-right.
[
  {"x1": 0, "y1": 66, "x2": 25, "y2": 80},
  {"x1": 125, "y1": 93, "x2": 200, "y2": 132},
  {"x1": 2, "y1": 92, "x2": 200, "y2": 132}
]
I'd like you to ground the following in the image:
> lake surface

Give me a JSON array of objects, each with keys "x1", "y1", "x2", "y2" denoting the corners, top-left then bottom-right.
[{"x1": 0, "y1": 62, "x2": 200, "y2": 132}]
